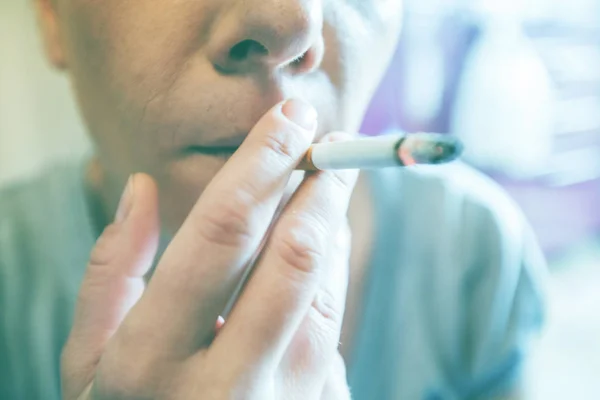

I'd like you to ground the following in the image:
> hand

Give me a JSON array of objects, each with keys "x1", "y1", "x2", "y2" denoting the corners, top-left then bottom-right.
[{"x1": 61, "y1": 99, "x2": 357, "y2": 400}]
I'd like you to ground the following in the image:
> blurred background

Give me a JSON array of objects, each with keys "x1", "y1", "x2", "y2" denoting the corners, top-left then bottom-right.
[{"x1": 1, "y1": 0, "x2": 599, "y2": 398}]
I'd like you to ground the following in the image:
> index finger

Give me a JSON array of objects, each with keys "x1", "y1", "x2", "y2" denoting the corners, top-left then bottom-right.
[
  {"x1": 213, "y1": 133, "x2": 358, "y2": 367},
  {"x1": 126, "y1": 99, "x2": 317, "y2": 354}
]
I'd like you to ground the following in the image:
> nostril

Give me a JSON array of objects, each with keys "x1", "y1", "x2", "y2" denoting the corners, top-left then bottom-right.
[
  {"x1": 229, "y1": 40, "x2": 268, "y2": 61},
  {"x1": 287, "y1": 47, "x2": 319, "y2": 74},
  {"x1": 290, "y1": 52, "x2": 307, "y2": 67}
]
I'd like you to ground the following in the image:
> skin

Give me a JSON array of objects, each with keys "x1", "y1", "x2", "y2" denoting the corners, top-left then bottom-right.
[
  {"x1": 62, "y1": 106, "x2": 359, "y2": 399},
  {"x1": 37, "y1": 0, "x2": 402, "y2": 235},
  {"x1": 37, "y1": 0, "x2": 401, "y2": 359},
  {"x1": 35, "y1": 0, "x2": 403, "y2": 398},
  {"x1": 34, "y1": 0, "x2": 521, "y2": 398}
]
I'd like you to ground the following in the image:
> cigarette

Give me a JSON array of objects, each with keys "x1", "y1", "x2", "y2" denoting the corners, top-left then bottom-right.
[{"x1": 297, "y1": 133, "x2": 463, "y2": 171}]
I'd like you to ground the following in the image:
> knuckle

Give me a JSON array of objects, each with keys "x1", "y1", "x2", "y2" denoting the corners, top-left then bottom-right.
[
  {"x1": 260, "y1": 127, "x2": 301, "y2": 166},
  {"x1": 289, "y1": 292, "x2": 342, "y2": 371},
  {"x1": 310, "y1": 287, "x2": 343, "y2": 334},
  {"x1": 195, "y1": 189, "x2": 258, "y2": 248},
  {"x1": 276, "y1": 214, "x2": 329, "y2": 278},
  {"x1": 79, "y1": 267, "x2": 113, "y2": 304}
]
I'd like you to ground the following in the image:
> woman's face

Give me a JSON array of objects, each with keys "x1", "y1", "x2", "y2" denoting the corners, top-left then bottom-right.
[{"x1": 42, "y1": 0, "x2": 403, "y2": 233}]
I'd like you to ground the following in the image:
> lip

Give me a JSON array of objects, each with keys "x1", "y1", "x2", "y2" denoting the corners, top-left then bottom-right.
[
  {"x1": 179, "y1": 134, "x2": 247, "y2": 157},
  {"x1": 182, "y1": 145, "x2": 240, "y2": 157}
]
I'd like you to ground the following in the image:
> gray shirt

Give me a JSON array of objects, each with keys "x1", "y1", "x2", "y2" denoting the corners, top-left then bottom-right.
[{"x1": 0, "y1": 159, "x2": 546, "y2": 399}]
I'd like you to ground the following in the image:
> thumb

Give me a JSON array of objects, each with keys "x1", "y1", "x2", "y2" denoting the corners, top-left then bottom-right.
[{"x1": 61, "y1": 173, "x2": 160, "y2": 398}]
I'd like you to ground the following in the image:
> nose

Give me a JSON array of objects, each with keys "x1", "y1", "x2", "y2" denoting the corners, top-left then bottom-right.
[{"x1": 208, "y1": 0, "x2": 324, "y2": 75}]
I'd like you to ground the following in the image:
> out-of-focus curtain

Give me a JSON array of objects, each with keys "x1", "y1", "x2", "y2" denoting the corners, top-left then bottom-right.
[{"x1": 0, "y1": 0, "x2": 89, "y2": 186}]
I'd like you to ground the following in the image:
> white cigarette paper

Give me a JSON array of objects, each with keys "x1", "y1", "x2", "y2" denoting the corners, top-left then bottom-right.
[{"x1": 309, "y1": 135, "x2": 401, "y2": 170}]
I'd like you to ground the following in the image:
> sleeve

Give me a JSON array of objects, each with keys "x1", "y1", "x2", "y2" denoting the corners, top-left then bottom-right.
[{"x1": 454, "y1": 189, "x2": 548, "y2": 399}]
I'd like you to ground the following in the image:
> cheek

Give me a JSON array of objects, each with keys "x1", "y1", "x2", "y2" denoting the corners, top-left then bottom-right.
[
  {"x1": 62, "y1": 1, "x2": 214, "y2": 125},
  {"x1": 73, "y1": 5, "x2": 192, "y2": 82},
  {"x1": 60, "y1": 1, "x2": 218, "y2": 173}
]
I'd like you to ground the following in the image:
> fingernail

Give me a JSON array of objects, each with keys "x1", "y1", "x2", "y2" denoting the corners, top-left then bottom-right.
[
  {"x1": 115, "y1": 175, "x2": 135, "y2": 223},
  {"x1": 282, "y1": 99, "x2": 317, "y2": 131}
]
